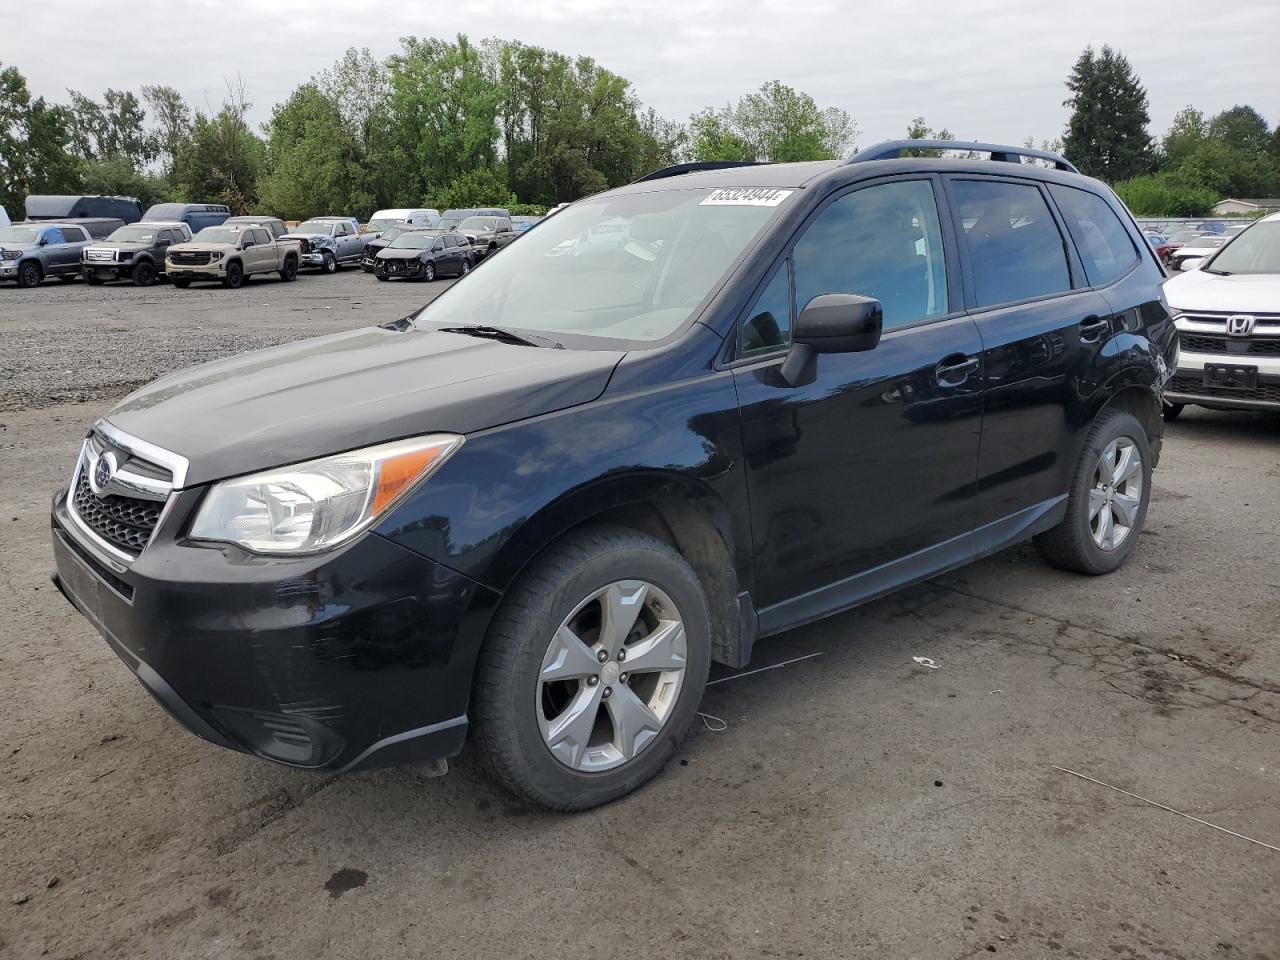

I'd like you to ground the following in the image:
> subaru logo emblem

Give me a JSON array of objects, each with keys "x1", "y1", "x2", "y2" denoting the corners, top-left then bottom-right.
[
  {"x1": 90, "y1": 452, "x2": 117, "y2": 496},
  {"x1": 1225, "y1": 315, "x2": 1256, "y2": 337}
]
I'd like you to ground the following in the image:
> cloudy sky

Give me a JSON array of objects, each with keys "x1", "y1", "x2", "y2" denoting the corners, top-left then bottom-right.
[{"x1": 6, "y1": 0, "x2": 1279, "y2": 148}]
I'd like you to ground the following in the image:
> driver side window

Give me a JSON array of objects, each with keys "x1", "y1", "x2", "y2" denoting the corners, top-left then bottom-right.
[{"x1": 741, "y1": 260, "x2": 792, "y2": 357}]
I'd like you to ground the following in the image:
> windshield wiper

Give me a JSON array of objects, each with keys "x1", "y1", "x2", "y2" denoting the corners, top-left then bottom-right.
[{"x1": 438, "y1": 325, "x2": 561, "y2": 348}]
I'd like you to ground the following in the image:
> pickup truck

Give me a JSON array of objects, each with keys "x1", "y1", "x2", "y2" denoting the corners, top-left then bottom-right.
[
  {"x1": 165, "y1": 224, "x2": 302, "y2": 288},
  {"x1": 280, "y1": 217, "x2": 368, "y2": 274},
  {"x1": 0, "y1": 221, "x2": 94, "y2": 287},
  {"x1": 82, "y1": 223, "x2": 186, "y2": 286},
  {"x1": 455, "y1": 215, "x2": 518, "y2": 261}
]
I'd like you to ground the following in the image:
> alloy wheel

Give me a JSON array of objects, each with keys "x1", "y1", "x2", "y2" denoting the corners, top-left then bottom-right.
[
  {"x1": 1089, "y1": 437, "x2": 1143, "y2": 550},
  {"x1": 537, "y1": 580, "x2": 687, "y2": 772}
]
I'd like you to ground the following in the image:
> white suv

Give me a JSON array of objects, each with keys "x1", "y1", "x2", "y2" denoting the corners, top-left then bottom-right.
[{"x1": 1162, "y1": 213, "x2": 1280, "y2": 416}]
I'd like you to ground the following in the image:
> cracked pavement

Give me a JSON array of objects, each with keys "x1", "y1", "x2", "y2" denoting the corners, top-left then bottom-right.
[{"x1": 1, "y1": 275, "x2": 1278, "y2": 959}]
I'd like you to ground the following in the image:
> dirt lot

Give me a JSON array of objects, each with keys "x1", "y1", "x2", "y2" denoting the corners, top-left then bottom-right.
[{"x1": 2, "y1": 271, "x2": 1279, "y2": 960}]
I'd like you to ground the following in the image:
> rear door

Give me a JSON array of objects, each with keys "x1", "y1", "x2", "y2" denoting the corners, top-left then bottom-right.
[
  {"x1": 944, "y1": 175, "x2": 1112, "y2": 545},
  {"x1": 45, "y1": 227, "x2": 79, "y2": 273},
  {"x1": 732, "y1": 175, "x2": 985, "y2": 619}
]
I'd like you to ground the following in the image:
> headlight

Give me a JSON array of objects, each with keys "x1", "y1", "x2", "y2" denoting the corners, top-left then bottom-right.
[
  {"x1": 0, "y1": 249, "x2": 19, "y2": 261},
  {"x1": 210, "y1": 251, "x2": 224, "y2": 261},
  {"x1": 189, "y1": 435, "x2": 462, "y2": 554}
]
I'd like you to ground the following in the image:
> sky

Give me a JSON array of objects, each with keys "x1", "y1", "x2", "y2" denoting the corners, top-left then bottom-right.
[{"x1": 5, "y1": 0, "x2": 1279, "y2": 150}]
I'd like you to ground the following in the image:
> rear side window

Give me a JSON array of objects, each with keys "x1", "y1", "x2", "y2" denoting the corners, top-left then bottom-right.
[
  {"x1": 793, "y1": 179, "x2": 949, "y2": 330},
  {"x1": 1049, "y1": 185, "x2": 1138, "y2": 286},
  {"x1": 253, "y1": 229, "x2": 270, "y2": 245},
  {"x1": 952, "y1": 179, "x2": 1071, "y2": 308}
]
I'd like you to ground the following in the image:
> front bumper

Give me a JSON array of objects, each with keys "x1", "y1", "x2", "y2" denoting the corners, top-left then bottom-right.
[
  {"x1": 166, "y1": 261, "x2": 225, "y2": 280},
  {"x1": 0, "y1": 260, "x2": 19, "y2": 278},
  {"x1": 50, "y1": 485, "x2": 499, "y2": 772},
  {"x1": 301, "y1": 252, "x2": 328, "y2": 267},
  {"x1": 1169, "y1": 319, "x2": 1280, "y2": 409},
  {"x1": 82, "y1": 264, "x2": 132, "y2": 281}
]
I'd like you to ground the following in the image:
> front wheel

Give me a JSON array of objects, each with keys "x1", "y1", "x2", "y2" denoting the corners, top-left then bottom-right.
[
  {"x1": 473, "y1": 527, "x2": 710, "y2": 811},
  {"x1": 16, "y1": 262, "x2": 42, "y2": 288},
  {"x1": 460, "y1": 259, "x2": 471, "y2": 276},
  {"x1": 222, "y1": 262, "x2": 244, "y2": 289},
  {"x1": 422, "y1": 261, "x2": 435, "y2": 282},
  {"x1": 321, "y1": 250, "x2": 337, "y2": 274},
  {"x1": 131, "y1": 261, "x2": 155, "y2": 287},
  {"x1": 1035, "y1": 409, "x2": 1152, "y2": 575}
]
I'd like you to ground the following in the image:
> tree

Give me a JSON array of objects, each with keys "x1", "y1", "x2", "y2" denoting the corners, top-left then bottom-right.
[
  {"x1": 79, "y1": 156, "x2": 175, "y2": 208},
  {"x1": 1206, "y1": 105, "x2": 1270, "y2": 158},
  {"x1": 173, "y1": 78, "x2": 264, "y2": 211},
  {"x1": 65, "y1": 88, "x2": 155, "y2": 166},
  {"x1": 1161, "y1": 106, "x2": 1207, "y2": 166},
  {"x1": 430, "y1": 166, "x2": 517, "y2": 210},
  {"x1": 1114, "y1": 172, "x2": 1217, "y2": 217},
  {"x1": 686, "y1": 82, "x2": 855, "y2": 164},
  {"x1": 905, "y1": 117, "x2": 955, "y2": 156},
  {"x1": 141, "y1": 84, "x2": 192, "y2": 177},
  {"x1": 258, "y1": 84, "x2": 373, "y2": 219},
  {"x1": 687, "y1": 106, "x2": 750, "y2": 161},
  {"x1": 0, "y1": 63, "x2": 80, "y2": 216},
  {"x1": 1061, "y1": 45, "x2": 1154, "y2": 181}
]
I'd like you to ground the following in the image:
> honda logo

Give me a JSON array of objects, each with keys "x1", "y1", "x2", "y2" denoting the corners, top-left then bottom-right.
[{"x1": 1225, "y1": 315, "x2": 1256, "y2": 337}]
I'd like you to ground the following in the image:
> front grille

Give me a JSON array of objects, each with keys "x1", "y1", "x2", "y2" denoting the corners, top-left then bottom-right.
[
  {"x1": 169, "y1": 250, "x2": 212, "y2": 265},
  {"x1": 1169, "y1": 376, "x2": 1280, "y2": 403},
  {"x1": 1181, "y1": 335, "x2": 1280, "y2": 356},
  {"x1": 84, "y1": 248, "x2": 116, "y2": 263},
  {"x1": 72, "y1": 470, "x2": 163, "y2": 553}
]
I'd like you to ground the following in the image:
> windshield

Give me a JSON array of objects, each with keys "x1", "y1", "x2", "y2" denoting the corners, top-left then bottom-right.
[
  {"x1": 1205, "y1": 222, "x2": 1280, "y2": 274},
  {"x1": 378, "y1": 225, "x2": 413, "y2": 242},
  {"x1": 390, "y1": 232, "x2": 441, "y2": 250},
  {"x1": 1169, "y1": 231, "x2": 1204, "y2": 243},
  {"x1": 194, "y1": 227, "x2": 241, "y2": 244},
  {"x1": 413, "y1": 186, "x2": 792, "y2": 344},
  {"x1": 0, "y1": 226, "x2": 41, "y2": 244},
  {"x1": 459, "y1": 217, "x2": 498, "y2": 232},
  {"x1": 108, "y1": 226, "x2": 159, "y2": 242},
  {"x1": 295, "y1": 220, "x2": 336, "y2": 235}
]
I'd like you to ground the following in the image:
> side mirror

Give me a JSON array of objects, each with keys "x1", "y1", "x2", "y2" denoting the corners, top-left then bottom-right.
[
  {"x1": 780, "y1": 294, "x2": 883, "y2": 386},
  {"x1": 38, "y1": 237, "x2": 49, "y2": 246},
  {"x1": 1179, "y1": 257, "x2": 1205, "y2": 271}
]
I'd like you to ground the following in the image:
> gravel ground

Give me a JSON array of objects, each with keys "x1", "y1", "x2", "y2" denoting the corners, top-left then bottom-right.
[{"x1": 1, "y1": 272, "x2": 1279, "y2": 959}]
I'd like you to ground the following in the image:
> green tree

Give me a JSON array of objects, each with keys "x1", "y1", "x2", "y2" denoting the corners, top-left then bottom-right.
[
  {"x1": 0, "y1": 63, "x2": 80, "y2": 216},
  {"x1": 1062, "y1": 45, "x2": 1154, "y2": 181},
  {"x1": 1206, "y1": 105, "x2": 1271, "y2": 158},
  {"x1": 430, "y1": 166, "x2": 518, "y2": 210},
  {"x1": 905, "y1": 117, "x2": 956, "y2": 156},
  {"x1": 66, "y1": 88, "x2": 155, "y2": 166},
  {"x1": 687, "y1": 82, "x2": 855, "y2": 163},
  {"x1": 1161, "y1": 106, "x2": 1206, "y2": 166},
  {"x1": 141, "y1": 84, "x2": 192, "y2": 177},
  {"x1": 1114, "y1": 172, "x2": 1217, "y2": 217},
  {"x1": 79, "y1": 156, "x2": 175, "y2": 208},
  {"x1": 173, "y1": 79, "x2": 264, "y2": 212},
  {"x1": 258, "y1": 84, "x2": 373, "y2": 219}
]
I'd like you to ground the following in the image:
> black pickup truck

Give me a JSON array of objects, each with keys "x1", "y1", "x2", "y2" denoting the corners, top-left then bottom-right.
[{"x1": 81, "y1": 223, "x2": 185, "y2": 286}]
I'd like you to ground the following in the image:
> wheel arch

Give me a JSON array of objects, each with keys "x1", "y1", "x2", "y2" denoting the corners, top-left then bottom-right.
[{"x1": 487, "y1": 470, "x2": 749, "y2": 669}]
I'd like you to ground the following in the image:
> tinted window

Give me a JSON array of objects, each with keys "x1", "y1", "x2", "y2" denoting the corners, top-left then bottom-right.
[
  {"x1": 952, "y1": 179, "x2": 1070, "y2": 307},
  {"x1": 253, "y1": 229, "x2": 270, "y2": 245},
  {"x1": 741, "y1": 260, "x2": 792, "y2": 356},
  {"x1": 793, "y1": 179, "x2": 948, "y2": 330},
  {"x1": 1050, "y1": 185, "x2": 1138, "y2": 286}
]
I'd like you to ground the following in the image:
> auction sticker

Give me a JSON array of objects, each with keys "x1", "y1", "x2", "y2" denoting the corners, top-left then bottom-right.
[{"x1": 700, "y1": 188, "x2": 793, "y2": 206}]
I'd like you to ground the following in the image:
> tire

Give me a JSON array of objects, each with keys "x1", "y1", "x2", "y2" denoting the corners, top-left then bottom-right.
[
  {"x1": 321, "y1": 250, "x2": 337, "y2": 274},
  {"x1": 16, "y1": 261, "x2": 42, "y2": 288},
  {"x1": 473, "y1": 526, "x2": 711, "y2": 811},
  {"x1": 422, "y1": 261, "x2": 435, "y2": 282},
  {"x1": 279, "y1": 256, "x2": 298, "y2": 282},
  {"x1": 222, "y1": 262, "x2": 244, "y2": 289},
  {"x1": 1035, "y1": 409, "x2": 1152, "y2": 575},
  {"x1": 460, "y1": 259, "x2": 471, "y2": 276},
  {"x1": 1163, "y1": 402, "x2": 1185, "y2": 421},
  {"x1": 131, "y1": 261, "x2": 155, "y2": 287},
  {"x1": 172, "y1": 279, "x2": 191, "y2": 288},
  {"x1": 375, "y1": 274, "x2": 389, "y2": 281}
]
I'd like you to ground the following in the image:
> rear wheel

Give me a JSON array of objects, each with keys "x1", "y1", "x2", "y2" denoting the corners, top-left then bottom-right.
[
  {"x1": 473, "y1": 527, "x2": 710, "y2": 811},
  {"x1": 1163, "y1": 402, "x2": 1185, "y2": 421},
  {"x1": 16, "y1": 261, "x2": 42, "y2": 288},
  {"x1": 1035, "y1": 409, "x2": 1152, "y2": 575},
  {"x1": 279, "y1": 256, "x2": 298, "y2": 282},
  {"x1": 222, "y1": 262, "x2": 244, "y2": 289},
  {"x1": 131, "y1": 261, "x2": 155, "y2": 287},
  {"x1": 321, "y1": 250, "x2": 337, "y2": 274}
]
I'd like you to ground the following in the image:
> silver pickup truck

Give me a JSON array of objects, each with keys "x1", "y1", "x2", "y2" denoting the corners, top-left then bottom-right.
[
  {"x1": 0, "y1": 221, "x2": 93, "y2": 287},
  {"x1": 280, "y1": 217, "x2": 368, "y2": 274}
]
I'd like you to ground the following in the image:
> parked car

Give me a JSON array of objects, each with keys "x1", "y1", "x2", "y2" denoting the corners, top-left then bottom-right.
[
  {"x1": 223, "y1": 215, "x2": 289, "y2": 239},
  {"x1": 24, "y1": 195, "x2": 142, "y2": 224},
  {"x1": 440, "y1": 207, "x2": 511, "y2": 231},
  {"x1": 281, "y1": 217, "x2": 368, "y2": 273},
  {"x1": 457, "y1": 215, "x2": 518, "y2": 260},
  {"x1": 81, "y1": 223, "x2": 186, "y2": 286},
  {"x1": 511, "y1": 215, "x2": 542, "y2": 233},
  {"x1": 165, "y1": 223, "x2": 302, "y2": 288},
  {"x1": 1163, "y1": 229, "x2": 1208, "y2": 260},
  {"x1": 373, "y1": 230, "x2": 472, "y2": 281},
  {"x1": 1170, "y1": 235, "x2": 1227, "y2": 271},
  {"x1": 365, "y1": 208, "x2": 441, "y2": 234},
  {"x1": 1162, "y1": 213, "x2": 1280, "y2": 416},
  {"x1": 360, "y1": 222, "x2": 432, "y2": 271},
  {"x1": 0, "y1": 221, "x2": 93, "y2": 287},
  {"x1": 48, "y1": 140, "x2": 1175, "y2": 810},
  {"x1": 141, "y1": 202, "x2": 231, "y2": 233}
]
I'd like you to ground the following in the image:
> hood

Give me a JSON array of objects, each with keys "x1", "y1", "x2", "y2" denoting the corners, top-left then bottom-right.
[
  {"x1": 1164, "y1": 270, "x2": 1280, "y2": 314},
  {"x1": 168, "y1": 240, "x2": 232, "y2": 253},
  {"x1": 88, "y1": 240, "x2": 152, "y2": 253},
  {"x1": 2, "y1": 242, "x2": 40, "y2": 254},
  {"x1": 377, "y1": 248, "x2": 424, "y2": 260},
  {"x1": 103, "y1": 325, "x2": 624, "y2": 486},
  {"x1": 282, "y1": 232, "x2": 330, "y2": 242}
]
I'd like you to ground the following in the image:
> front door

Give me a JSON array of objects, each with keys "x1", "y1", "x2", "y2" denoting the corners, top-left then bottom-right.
[{"x1": 731, "y1": 177, "x2": 985, "y2": 625}]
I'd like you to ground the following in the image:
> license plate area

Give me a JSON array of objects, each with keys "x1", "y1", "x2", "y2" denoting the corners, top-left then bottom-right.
[{"x1": 1204, "y1": 364, "x2": 1258, "y2": 391}]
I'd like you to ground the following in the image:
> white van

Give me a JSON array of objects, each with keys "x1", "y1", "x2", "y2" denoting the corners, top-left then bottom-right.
[{"x1": 364, "y1": 208, "x2": 440, "y2": 234}]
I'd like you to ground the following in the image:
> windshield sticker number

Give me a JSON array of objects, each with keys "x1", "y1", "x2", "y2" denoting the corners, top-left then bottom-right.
[{"x1": 700, "y1": 188, "x2": 793, "y2": 207}]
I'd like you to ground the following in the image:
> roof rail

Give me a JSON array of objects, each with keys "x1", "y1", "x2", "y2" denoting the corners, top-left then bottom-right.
[
  {"x1": 847, "y1": 140, "x2": 1079, "y2": 174},
  {"x1": 633, "y1": 160, "x2": 770, "y2": 183}
]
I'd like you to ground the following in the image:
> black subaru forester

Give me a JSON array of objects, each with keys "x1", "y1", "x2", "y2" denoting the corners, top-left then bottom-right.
[{"x1": 51, "y1": 141, "x2": 1177, "y2": 810}]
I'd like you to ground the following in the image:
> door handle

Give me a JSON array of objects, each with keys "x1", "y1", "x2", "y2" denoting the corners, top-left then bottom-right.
[
  {"x1": 935, "y1": 355, "x2": 980, "y2": 385},
  {"x1": 1080, "y1": 316, "x2": 1111, "y2": 342}
]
